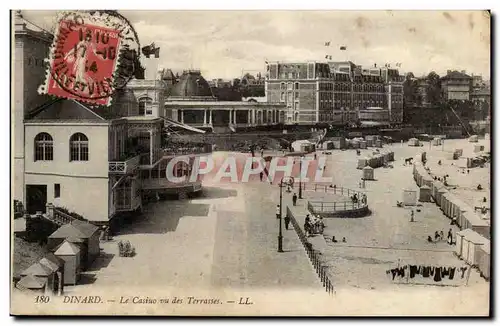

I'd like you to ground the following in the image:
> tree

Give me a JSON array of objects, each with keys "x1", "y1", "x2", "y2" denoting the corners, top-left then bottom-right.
[
  {"x1": 403, "y1": 72, "x2": 417, "y2": 107},
  {"x1": 426, "y1": 71, "x2": 442, "y2": 106}
]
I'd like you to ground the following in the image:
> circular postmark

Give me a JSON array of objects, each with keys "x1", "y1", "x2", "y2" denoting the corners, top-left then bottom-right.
[{"x1": 41, "y1": 10, "x2": 140, "y2": 105}]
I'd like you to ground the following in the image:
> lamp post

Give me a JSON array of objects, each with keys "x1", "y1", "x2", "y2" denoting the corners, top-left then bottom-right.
[
  {"x1": 278, "y1": 176, "x2": 294, "y2": 253},
  {"x1": 298, "y1": 155, "x2": 304, "y2": 199}
]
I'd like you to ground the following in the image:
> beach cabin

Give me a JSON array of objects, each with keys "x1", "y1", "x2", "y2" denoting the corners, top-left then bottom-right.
[
  {"x1": 419, "y1": 186, "x2": 432, "y2": 202},
  {"x1": 431, "y1": 137, "x2": 442, "y2": 146},
  {"x1": 468, "y1": 135, "x2": 478, "y2": 143},
  {"x1": 421, "y1": 174, "x2": 433, "y2": 188},
  {"x1": 402, "y1": 189, "x2": 418, "y2": 206},
  {"x1": 48, "y1": 220, "x2": 100, "y2": 269},
  {"x1": 357, "y1": 158, "x2": 368, "y2": 169},
  {"x1": 16, "y1": 275, "x2": 47, "y2": 294},
  {"x1": 435, "y1": 188, "x2": 448, "y2": 208},
  {"x1": 321, "y1": 141, "x2": 334, "y2": 150},
  {"x1": 54, "y1": 240, "x2": 81, "y2": 286},
  {"x1": 456, "y1": 229, "x2": 488, "y2": 266},
  {"x1": 462, "y1": 211, "x2": 490, "y2": 239},
  {"x1": 430, "y1": 180, "x2": 445, "y2": 200},
  {"x1": 476, "y1": 242, "x2": 490, "y2": 280},
  {"x1": 331, "y1": 137, "x2": 346, "y2": 149},
  {"x1": 362, "y1": 166, "x2": 374, "y2": 180},
  {"x1": 19, "y1": 262, "x2": 53, "y2": 294},
  {"x1": 473, "y1": 144, "x2": 484, "y2": 153},
  {"x1": 408, "y1": 138, "x2": 420, "y2": 147}
]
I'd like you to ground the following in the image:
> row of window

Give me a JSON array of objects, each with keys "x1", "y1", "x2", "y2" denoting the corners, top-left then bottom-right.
[
  {"x1": 34, "y1": 132, "x2": 89, "y2": 162},
  {"x1": 280, "y1": 92, "x2": 300, "y2": 102},
  {"x1": 280, "y1": 82, "x2": 300, "y2": 91}
]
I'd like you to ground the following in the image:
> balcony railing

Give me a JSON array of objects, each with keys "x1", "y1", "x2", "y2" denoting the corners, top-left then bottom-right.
[
  {"x1": 109, "y1": 155, "x2": 141, "y2": 174},
  {"x1": 161, "y1": 145, "x2": 212, "y2": 157}
]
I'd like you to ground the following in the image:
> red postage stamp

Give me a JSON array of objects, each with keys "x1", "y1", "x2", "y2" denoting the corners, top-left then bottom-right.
[{"x1": 39, "y1": 11, "x2": 140, "y2": 106}]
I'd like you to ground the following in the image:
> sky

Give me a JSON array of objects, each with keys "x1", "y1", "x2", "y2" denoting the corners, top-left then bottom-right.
[{"x1": 20, "y1": 10, "x2": 491, "y2": 80}]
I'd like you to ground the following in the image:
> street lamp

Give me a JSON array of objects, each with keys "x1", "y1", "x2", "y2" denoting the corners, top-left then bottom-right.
[
  {"x1": 298, "y1": 155, "x2": 304, "y2": 199},
  {"x1": 278, "y1": 176, "x2": 294, "y2": 253}
]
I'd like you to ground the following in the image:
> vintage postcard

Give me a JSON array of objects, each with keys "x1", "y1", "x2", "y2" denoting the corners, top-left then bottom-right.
[{"x1": 11, "y1": 9, "x2": 491, "y2": 316}]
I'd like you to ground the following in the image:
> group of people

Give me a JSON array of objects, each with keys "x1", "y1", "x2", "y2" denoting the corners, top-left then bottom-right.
[
  {"x1": 304, "y1": 214, "x2": 325, "y2": 236},
  {"x1": 427, "y1": 228, "x2": 455, "y2": 245}
]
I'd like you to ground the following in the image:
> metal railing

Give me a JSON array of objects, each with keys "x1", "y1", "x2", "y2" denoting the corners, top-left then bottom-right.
[
  {"x1": 287, "y1": 207, "x2": 335, "y2": 295},
  {"x1": 302, "y1": 184, "x2": 368, "y2": 214},
  {"x1": 308, "y1": 200, "x2": 366, "y2": 213},
  {"x1": 162, "y1": 146, "x2": 212, "y2": 157},
  {"x1": 109, "y1": 155, "x2": 141, "y2": 174}
]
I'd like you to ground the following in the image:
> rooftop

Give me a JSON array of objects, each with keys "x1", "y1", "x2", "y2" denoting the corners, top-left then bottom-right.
[{"x1": 168, "y1": 70, "x2": 215, "y2": 99}]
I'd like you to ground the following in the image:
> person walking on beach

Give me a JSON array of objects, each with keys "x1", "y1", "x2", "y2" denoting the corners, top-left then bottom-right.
[
  {"x1": 292, "y1": 193, "x2": 298, "y2": 206},
  {"x1": 259, "y1": 172, "x2": 263, "y2": 181},
  {"x1": 284, "y1": 215, "x2": 290, "y2": 230}
]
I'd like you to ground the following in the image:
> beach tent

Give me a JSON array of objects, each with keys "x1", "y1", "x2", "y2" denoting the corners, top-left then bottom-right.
[{"x1": 362, "y1": 166, "x2": 374, "y2": 180}]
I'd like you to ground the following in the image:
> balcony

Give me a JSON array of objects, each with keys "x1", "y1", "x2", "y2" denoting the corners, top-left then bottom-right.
[{"x1": 109, "y1": 155, "x2": 141, "y2": 174}]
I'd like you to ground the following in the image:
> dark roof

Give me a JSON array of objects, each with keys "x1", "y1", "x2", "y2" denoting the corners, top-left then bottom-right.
[
  {"x1": 49, "y1": 220, "x2": 99, "y2": 240},
  {"x1": 26, "y1": 89, "x2": 137, "y2": 121},
  {"x1": 168, "y1": 70, "x2": 215, "y2": 98},
  {"x1": 17, "y1": 275, "x2": 47, "y2": 289},
  {"x1": 442, "y1": 71, "x2": 472, "y2": 80}
]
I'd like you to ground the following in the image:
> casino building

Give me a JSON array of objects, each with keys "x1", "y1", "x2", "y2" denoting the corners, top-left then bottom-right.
[{"x1": 163, "y1": 69, "x2": 286, "y2": 132}]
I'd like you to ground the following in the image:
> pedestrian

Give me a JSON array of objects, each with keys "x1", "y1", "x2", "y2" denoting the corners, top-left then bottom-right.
[
  {"x1": 440, "y1": 230, "x2": 444, "y2": 240},
  {"x1": 276, "y1": 205, "x2": 280, "y2": 219},
  {"x1": 332, "y1": 236, "x2": 338, "y2": 243},
  {"x1": 342, "y1": 237, "x2": 346, "y2": 243},
  {"x1": 447, "y1": 228, "x2": 453, "y2": 244},
  {"x1": 259, "y1": 172, "x2": 263, "y2": 181},
  {"x1": 284, "y1": 215, "x2": 290, "y2": 230},
  {"x1": 292, "y1": 193, "x2": 298, "y2": 206},
  {"x1": 314, "y1": 153, "x2": 317, "y2": 160},
  {"x1": 410, "y1": 210, "x2": 415, "y2": 222}
]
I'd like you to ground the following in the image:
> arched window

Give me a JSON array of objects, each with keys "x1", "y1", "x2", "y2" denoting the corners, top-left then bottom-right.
[
  {"x1": 34, "y1": 133, "x2": 53, "y2": 161},
  {"x1": 138, "y1": 97, "x2": 153, "y2": 116},
  {"x1": 70, "y1": 133, "x2": 89, "y2": 161},
  {"x1": 295, "y1": 82, "x2": 300, "y2": 90}
]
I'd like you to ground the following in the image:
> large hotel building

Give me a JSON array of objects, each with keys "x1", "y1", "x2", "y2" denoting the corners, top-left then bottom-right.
[{"x1": 265, "y1": 61, "x2": 404, "y2": 125}]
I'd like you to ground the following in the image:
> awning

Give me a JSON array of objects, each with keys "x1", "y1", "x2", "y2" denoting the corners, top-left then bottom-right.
[{"x1": 161, "y1": 117, "x2": 206, "y2": 134}]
